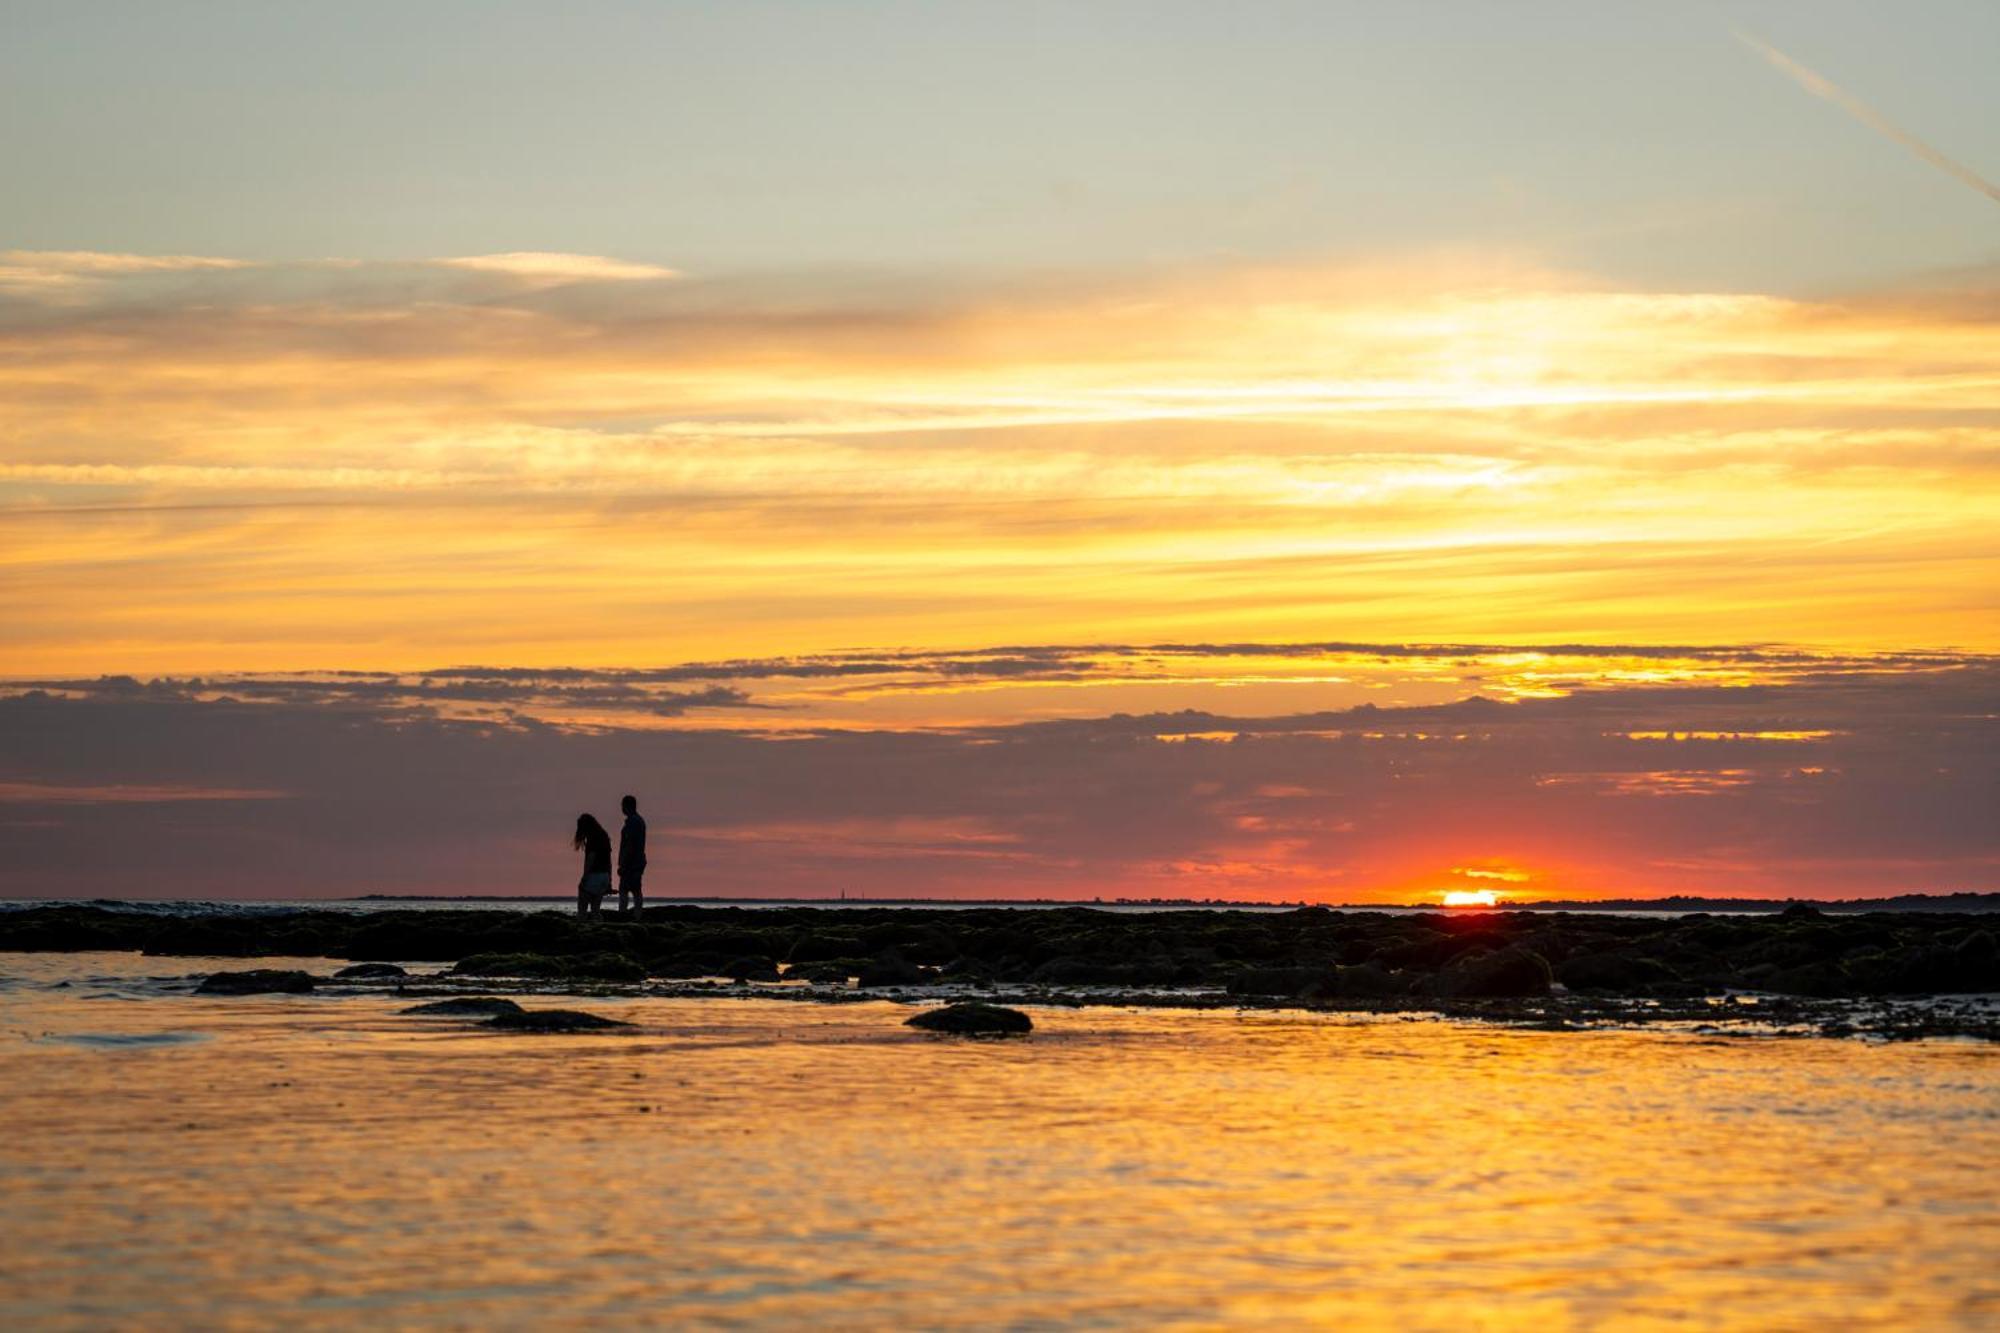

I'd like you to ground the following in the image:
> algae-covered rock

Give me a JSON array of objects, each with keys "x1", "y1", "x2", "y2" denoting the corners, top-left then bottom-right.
[
  {"x1": 401, "y1": 996, "x2": 525, "y2": 1017},
  {"x1": 1766, "y1": 959, "x2": 1857, "y2": 998},
  {"x1": 1321, "y1": 962, "x2": 1405, "y2": 998},
  {"x1": 786, "y1": 932, "x2": 862, "y2": 964},
  {"x1": 1950, "y1": 930, "x2": 2000, "y2": 992},
  {"x1": 1030, "y1": 955, "x2": 1183, "y2": 987},
  {"x1": 1435, "y1": 948, "x2": 1552, "y2": 999},
  {"x1": 1556, "y1": 952, "x2": 1683, "y2": 994},
  {"x1": 784, "y1": 960, "x2": 858, "y2": 984},
  {"x1": 195, "y1": 969, "x2": 317, "y2": 995},
  {"x1": 857, "y1": 952, "x2": 930, "y2": 988},
  {"x1": 452, "y1": 952, "x2": 569, "y2": 979},
  {"x1": 1228, "y1": 965, "x2": 1325, "y2": 998},
  {"x1": 566, "y1": 952, "x2": 647, "y2": 982},
  {"x1": 484, "y1": 1008, "x2": 632, "y2": 1032},
  {"x1": 906, "y1": 1002, "x2": 1033, "y2": 1036},
  {"x1": 333, "y1": 962, "x2": 407, "y2": 980},
  {"x1": 721, "y1": 955, "x2": 781, "y2": 983},
  {"x1": 646, "y1": 955, "x2": 730, "y2": 979},
  {"x1": 0, "y1": 907, "x2": 136, "y2": 952},
  {"x1": 448, "y1": 951, "x2": 645, "y2": 982}
]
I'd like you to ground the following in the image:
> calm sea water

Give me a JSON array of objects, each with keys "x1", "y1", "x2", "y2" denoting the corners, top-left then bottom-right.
[{"x1": 1, "y1": 951, "x2": 1996, "y2": 1329}]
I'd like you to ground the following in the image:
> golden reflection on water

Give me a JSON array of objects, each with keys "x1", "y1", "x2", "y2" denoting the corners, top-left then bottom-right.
[{"x1": 1, "y1": 953, "x2": 1997, "y2": 1329}]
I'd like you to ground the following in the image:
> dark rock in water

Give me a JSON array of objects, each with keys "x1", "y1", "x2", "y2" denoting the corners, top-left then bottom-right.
[
  {"x1": 401, "y1": 996, "x2": 525, "y2": 1017},
  {"x1": 939, "y1": 957, "x2": 998, "y2": 984},
  {"x1": 1779, "y1": 902, "x2": 1822, "y2": 920},
  {"x1": 1767, "y1": 959, "x2": 1859, "y2": 998},
  {"x1": 1029, "y1": 954, "x2": 1186, "y2": 987},
  {"x1": 1435, "y1": 948, "x2": 1552, "y2": 998},
  {"x1": 448, "y1": 951, "x2": 645, "y2": 982},
  {"x1": 484, "y1": 1008, "x2": 632, "y2": 1032},
  {"x1": 856, "y1": 952, "x2": 930, "y2": 988},
  {"x1": 1322, "y1": 962, "x2": 1405, "y2": 998},
  {"x1": 1839, "y1": 931, "x2": 2000, "y2": 996},
  {"x1": 452, "y1": 952, "x2": 569, "y2": 979},
  {"x1": 333, "y1": 962, "x2": 407, "y2": 980},
  {"x1": 0, "y1": 907, "x2": 129, "y2": 952},
  {"x1": 1029, "y1": 955, "x2": 1118, "y2": 986},
  {"x1": 1951, "y1": 930, "x2": 2000, "y2": 991},
  {"x1": 785, "y1": 960, "x2": 858, "y2": 984},
  {"x1": 1228, "y1": 965, "x2": 1324, "y2": 998},
  {"x1": 195, "y1": 969, "x2": 316, "y2": 995},
  {"x1": 721, "y1": 955, "x2": 781, "y2": 983},
  {"x1": 647, "y1": 954, "x2": 730, "y2": 979},
  {"x1": 906, "y1": 1002, "x2": 1032, "y2": 1036},
  {"x1": 786, "y1": 932, "x2": 860, "y2": 964},
  {"x1": 567, "y1": 952, "x2": 647, "y2": 982},
  {"x1": 1370, "y1": 930, "x2": 1490, "y2": 970},
  {"x1": 1557, "y1": 952, "x2": 1683, "y2": 994}
]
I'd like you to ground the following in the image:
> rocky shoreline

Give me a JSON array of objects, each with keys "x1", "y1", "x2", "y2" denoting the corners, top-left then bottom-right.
[{"x1": 6, "y1": 901, "x2": 1998, "y2": 1040}]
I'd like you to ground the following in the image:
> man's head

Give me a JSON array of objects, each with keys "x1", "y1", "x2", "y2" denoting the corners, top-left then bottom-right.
[{"x1": 621, "y1": 794, "x2": 638, "y2": 816}]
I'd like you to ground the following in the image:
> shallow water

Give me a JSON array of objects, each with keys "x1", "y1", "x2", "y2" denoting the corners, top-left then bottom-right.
[{"x1": 2, "y1": 953, "x2": 1996, "y2": 1329}]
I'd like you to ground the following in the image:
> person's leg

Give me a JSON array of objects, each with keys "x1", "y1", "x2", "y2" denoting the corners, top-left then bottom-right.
[{"x1": 577, "y1": 887, "x2": 588, "y2": 917}]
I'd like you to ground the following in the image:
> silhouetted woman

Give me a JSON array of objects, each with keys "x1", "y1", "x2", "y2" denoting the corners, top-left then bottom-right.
[{"x1": 573, "y1": 813, "x2": 613, "y2": 917}]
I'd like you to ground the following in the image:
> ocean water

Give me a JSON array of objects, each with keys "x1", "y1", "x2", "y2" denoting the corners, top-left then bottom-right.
[{"x1": 1, "y1": 952, "x2": 1996, "y2": 1329}]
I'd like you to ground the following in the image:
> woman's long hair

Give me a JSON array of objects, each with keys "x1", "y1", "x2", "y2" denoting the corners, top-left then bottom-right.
[{"x1": 573, "y1": 813, "x2": 605, "y2": 851}]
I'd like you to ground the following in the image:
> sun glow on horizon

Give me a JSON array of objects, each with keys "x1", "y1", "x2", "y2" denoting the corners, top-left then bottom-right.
[{"x1": 1441, "y1": 889, "x2": 1503, "y2": 908}]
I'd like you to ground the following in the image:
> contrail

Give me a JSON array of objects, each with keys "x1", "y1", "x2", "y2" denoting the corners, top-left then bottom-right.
[{"x1": 1734, "y1": 28, "x2": 2000, "y2": 206}]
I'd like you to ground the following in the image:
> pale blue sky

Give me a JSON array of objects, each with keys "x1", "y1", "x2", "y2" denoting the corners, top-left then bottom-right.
[{"x1": 3, "y1": 0, "x2": 1996, "y2": 291}]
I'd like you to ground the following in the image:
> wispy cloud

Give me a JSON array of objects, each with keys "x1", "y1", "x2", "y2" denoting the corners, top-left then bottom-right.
[
  {"x1": 0, "y1": 251, "x2": 1993, "y2": 673},
  {"x1": 436, "y1": 251, "x2": 681, "y2": 283},
  {"x1": 5, "y1": 643, "x2": 1982, "y2": 732},
  {"x1": 0, "y1": 249, "x2": 250, "y2": 294}
]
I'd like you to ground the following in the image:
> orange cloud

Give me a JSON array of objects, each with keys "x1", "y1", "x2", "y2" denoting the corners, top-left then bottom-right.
[{"x1": 0, "y1": 252, "x2": 1993, "y2": 674}]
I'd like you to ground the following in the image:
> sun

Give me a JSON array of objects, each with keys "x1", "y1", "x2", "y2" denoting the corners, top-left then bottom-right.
[{"x1": 1441, "y1": 889, "x2": 1501, "y2": 908}]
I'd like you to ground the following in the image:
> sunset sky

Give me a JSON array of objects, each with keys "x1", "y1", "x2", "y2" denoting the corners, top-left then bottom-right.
[{"x1": 2, "y1": 1, "x2": 1995, "y2": 901}]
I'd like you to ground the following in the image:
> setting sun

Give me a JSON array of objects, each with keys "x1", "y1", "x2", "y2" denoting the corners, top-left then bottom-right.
[{"x1": 1442, "y1": 889, "x2": 1502, "y2": 908}]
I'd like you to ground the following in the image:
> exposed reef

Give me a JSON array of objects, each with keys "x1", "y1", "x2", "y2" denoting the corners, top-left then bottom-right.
[
  {"x1": 907, "y1": 1002, "x2": 1033, "y2": 1036},
  {"x1": 8, "y1": 903, "x2": 1998, "y2": 1038}
]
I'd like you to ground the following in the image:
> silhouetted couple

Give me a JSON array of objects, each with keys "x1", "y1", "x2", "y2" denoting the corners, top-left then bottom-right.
[{"x1": 573, "y1": 795, "x2": 647, "y2": 918}]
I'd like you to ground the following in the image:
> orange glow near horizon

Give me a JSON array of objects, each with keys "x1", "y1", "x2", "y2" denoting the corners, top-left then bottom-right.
[{"x1": 1441, "y1": 889, "x2": 1503, "y2": 908}]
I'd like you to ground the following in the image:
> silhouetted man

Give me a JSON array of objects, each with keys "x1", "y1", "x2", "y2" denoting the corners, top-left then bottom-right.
[{"x1": 618, "y1": 794, "x2": 647, "y2": 916}]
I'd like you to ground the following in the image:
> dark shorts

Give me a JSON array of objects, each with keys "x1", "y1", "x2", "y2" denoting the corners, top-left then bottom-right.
[{"x1": 619, "y1": 870, "x2": 644, "y2": 894}]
